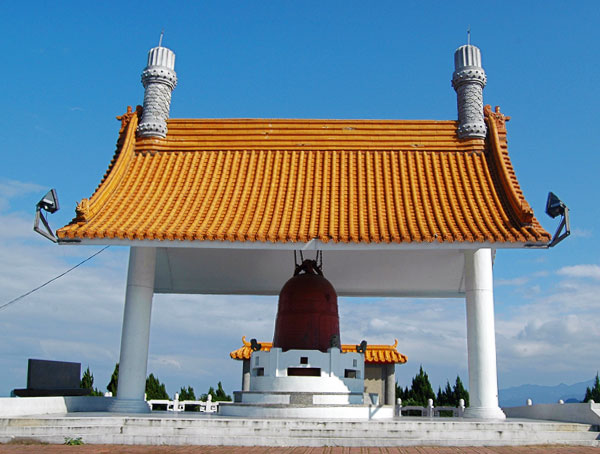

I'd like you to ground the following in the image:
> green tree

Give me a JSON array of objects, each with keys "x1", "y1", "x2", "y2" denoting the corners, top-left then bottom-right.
[
  {"x1": 145, "y1": 373, "x2": 169, "y2": 400},
  {"x1": 583, "y1": 373, "x2": 600, "y2": 403},
  {"x1": 178, "y1": 386, "x2": 199, "y2": 411},
  {"x1": 178, "y1": 386, "x2": 196, "y2": 401},
  {"x1": 395, "y1": 382, "x2": 408, "y2": 401},
  {"x1": 201, "y1": 382, "x2": 232, "y2": 402},
  {"x1": 452, "y1": 375, "x2": 469, "y2": 407},
  {"x1": 214, "y1": 382, "x2": 231, "y2": 401},
  {"x1": 107, "y1": 363, "x2": 119, "y2": 396},
  {"x1": 436, "y1": 380, "x2": 453, "y2": 406},
  {"x1": 403, "y1": 365, "x2": 436, "y2": 406},
  {"x1": 397, "y1": 370, "x2": 470, "y2": 408},
  {"x1": 80, "y1": 366, "x2": 103, "y2": 396}
]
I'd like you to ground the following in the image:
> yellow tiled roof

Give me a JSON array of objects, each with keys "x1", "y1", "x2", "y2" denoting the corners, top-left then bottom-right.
[
  {"x1": 57, "y1": 105, "x2": 550, "y2": 244},
  {"x1": 230, "y1": 337, "x2": 407, "y2": 364}
]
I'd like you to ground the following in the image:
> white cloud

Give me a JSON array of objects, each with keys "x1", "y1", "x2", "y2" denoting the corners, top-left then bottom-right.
[
  {"x1": 0, "y1": 202, "x2": 128, "y2": 394},
  {"x1": 0, "y1": 180, "x2": 45, "y2": 211},
  {"x1": 495, "y1": 270, "x2": 549, "y2": 288},
  {"x1": 557, "y1": 264, "x2": 600, "y2": 280},
  {"x1": 494, "y1": 262, "x2": 600, "y2": 386},
  {"x1": 148, "y1": 356, "x2": 183, "y2": 371},
  {"x1": 338, "y1": 297, "x2": 469, "y2": 387},
  {"x1": 571, "y1": 228, "x2": 593, "y2": 239},
  {"x1": 495, "y1": 276, "x2": 530, "y2": 286},
  {"x1": 0, "y1": 212, "x2": 38, "y2": 240}
]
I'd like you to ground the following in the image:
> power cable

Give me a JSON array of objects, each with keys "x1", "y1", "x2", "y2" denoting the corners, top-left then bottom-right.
[{"x1": 0, "y1": 245, "x2": 110, "y2": 313}]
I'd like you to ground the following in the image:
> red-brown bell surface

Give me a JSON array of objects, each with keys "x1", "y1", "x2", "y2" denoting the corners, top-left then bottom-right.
[{"x1": 273, "y1": 268, "x2": 340, "y2": 352}]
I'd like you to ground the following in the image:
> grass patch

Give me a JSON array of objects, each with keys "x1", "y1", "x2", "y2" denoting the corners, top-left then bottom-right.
[{"x1": 64, "y1": 437, "x2": 84, "y2": 445}]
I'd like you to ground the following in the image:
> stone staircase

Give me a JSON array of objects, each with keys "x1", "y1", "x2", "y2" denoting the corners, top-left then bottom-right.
[{"x1": 1, "y1": 415, "x2": 599, "y2": 447}]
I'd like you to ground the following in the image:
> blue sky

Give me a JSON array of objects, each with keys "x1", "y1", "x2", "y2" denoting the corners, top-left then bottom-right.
[{"x1": 1, "y1": 2, "x2": 599, "y2": 399}]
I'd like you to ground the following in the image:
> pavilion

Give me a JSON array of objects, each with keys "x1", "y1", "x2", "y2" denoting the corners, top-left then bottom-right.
[{"x1": 56, "y1": 42, "x2": 551, "y2": 420}]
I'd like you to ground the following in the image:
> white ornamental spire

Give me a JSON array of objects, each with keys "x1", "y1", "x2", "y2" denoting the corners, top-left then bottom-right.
[
  {"x1": 452, "y1": 42, "x2": 487, "y2": 139},
  {"x1": 137, "y1": 35, "x2": 177, "y2": 138}
]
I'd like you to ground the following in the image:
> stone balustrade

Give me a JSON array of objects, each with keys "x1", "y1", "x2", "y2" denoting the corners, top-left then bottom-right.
[
  {"x1": 396, "y1": 398, "x2": 466, "y2": 417},
  {"x1": 147, "y1": 393, "x2": 219, "y2": 413}
]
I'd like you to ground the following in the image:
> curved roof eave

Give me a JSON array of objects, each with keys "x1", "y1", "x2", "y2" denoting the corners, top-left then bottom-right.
[{"x1": 57, "y1": 106, "x2": 551, "y2": 247}]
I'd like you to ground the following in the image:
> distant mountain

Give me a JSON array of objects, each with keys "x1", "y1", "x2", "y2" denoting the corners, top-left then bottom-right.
[{"x1": 499, "y1": 379, "x2": 594, "y2": 408}]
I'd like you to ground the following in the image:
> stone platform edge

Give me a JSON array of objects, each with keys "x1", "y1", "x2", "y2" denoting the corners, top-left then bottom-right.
[
  {"x1": 503, "y1": 402, "x2": 600, "y2": 425},
  {"x1": 0, "y1": 396, "x2": 113, "y2": 417}
]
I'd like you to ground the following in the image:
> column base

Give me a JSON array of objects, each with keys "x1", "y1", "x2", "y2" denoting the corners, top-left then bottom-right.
[
  {"x1": 108, "y1": 398, "x2": 151, "y2": 414},
  {"x1": 463, "y1": 406, "x2": 506, "y2": 420}
]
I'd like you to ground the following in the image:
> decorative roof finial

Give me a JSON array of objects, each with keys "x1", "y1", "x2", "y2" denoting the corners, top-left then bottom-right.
[
  {"x1": 451, "y1": 37, "x2": 487, "y2": 139},
  {"x1": 467, "y1": 26, "x2": 471, "y2": 45},
  {"x1": 137, "y1": 39, "x2": 178, "y2": 139}
]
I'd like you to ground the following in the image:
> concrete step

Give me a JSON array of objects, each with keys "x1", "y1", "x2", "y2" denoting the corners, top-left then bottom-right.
[
  {"x1": 1, "y1": 416, "x2": 598, "y2": 447},
  {"x1": 3, "y1": 416, "x2": 598, "y2": 430},
  {"x1": 2, "y1": 417, "x2": 597, "y2": 431},
  {"x1": 2, "y1": 434, "x2": 599, "y2": 448},
  {"x1": 5, "y1": 423, "x2": 598, "y2": 438}
]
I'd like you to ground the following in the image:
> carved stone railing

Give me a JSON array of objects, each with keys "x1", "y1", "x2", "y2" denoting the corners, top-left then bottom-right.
[
  {"x1": 396, "y1": 398, "x2": 466, "y2": 417},
  {"x1": 147, "y1": 393, "x2": 219, "y2": 413}
]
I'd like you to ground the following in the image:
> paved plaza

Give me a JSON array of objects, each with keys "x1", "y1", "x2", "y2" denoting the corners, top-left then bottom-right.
[{"x1": 1, "y1": 445, "x2": 599, "y2": 453}]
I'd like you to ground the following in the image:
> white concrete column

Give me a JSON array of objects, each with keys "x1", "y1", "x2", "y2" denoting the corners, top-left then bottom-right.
[
  {"x1": 242, "y1": 359, "x2": 251, "y2": 391},
  {"x1": 385, "y1": 364, "x2": 396, "y2": 405},
  {"x1": 463, "y1": 248, "x2": 506, "y2": 419},
  {"x1": 110, "y1": 246, "x2": 156, "y2": 413}
]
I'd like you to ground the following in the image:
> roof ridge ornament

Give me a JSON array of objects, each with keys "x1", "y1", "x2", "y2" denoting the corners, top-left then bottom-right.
[
  {"x1": 484, "y1": 105, "x2": 511, "y2": 134},
  {"x1": 452, "y1": 41, "x2": 487, "y2": 139},
  {"x1": 75, "y1": 198, "x2": 89, "y2": 222},
  {"x1": 117, "y1": 105, "x2": 142, "y2": 134}
]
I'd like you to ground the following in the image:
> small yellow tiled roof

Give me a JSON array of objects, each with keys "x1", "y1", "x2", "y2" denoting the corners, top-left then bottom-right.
[
  {"x1": 57, "y1": 105, "x2": 550, "y2": 244},
  {"x1": 230, "y1": 337, "x2": 407, "y2": 364}
]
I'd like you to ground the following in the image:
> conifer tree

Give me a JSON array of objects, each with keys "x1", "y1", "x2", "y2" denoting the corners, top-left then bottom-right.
[
  {"x1": 145, "y1": 373, "x2": 169, "y2": 400},
  {"x1": 395, "y1": 382, "x2": 405, "y2": 401},
  {"x1": 436, "y1": 386, "x2": 443, "y2": 405},
  {"x1": 201, "y1": 382, "x2": 232, "y2": 402},
  {"x1": 214, "y1": 381, "x2": 231, "y2": 401},
  {"x1": 396, "y1": 368, "x2": 470, "y2": 408},
  {"x1": 178, "y1": 386, "x2": 196, "y2": 401},
  {"x1": 406, "y1": 365, "x2": 436, "y2": 406},
  {"x1": 107, "y1": 363, "x2": 119, "y2": 396},
  {"x1": 453, "y1": 375, "x2": 469, "y2": 407},
  {"x1": 436, "y1": 380, "x2": 453, "y2": 406},
  {"x1": 583, "y1": 372, "x2": 600, "y2": 403},
  {"x1": 80, "y1": 366, "x2": 103, "y2": 396}
]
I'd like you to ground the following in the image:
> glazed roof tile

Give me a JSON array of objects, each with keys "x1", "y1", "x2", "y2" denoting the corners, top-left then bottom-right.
[
  {"x1": 230, "y1": 337, "x2": 407, "y2": 364},
  {"x1": 57, "y1": 105, "x2": 550, "y2": 245}
]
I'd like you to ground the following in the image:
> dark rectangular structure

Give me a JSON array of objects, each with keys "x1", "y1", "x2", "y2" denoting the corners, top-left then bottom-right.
[
  {"x1": 12, "y1": 359, "x2": 89, "y2": 397},
  {"x1": 27, "y1": 359, "x2": 81, "y2": 389}
]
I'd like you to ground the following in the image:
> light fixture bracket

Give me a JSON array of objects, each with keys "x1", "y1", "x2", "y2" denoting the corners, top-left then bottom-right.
[
  {"x1": 545, "y1": 192, "x2": 570, "y2": 248},
  {"x1": 34, "y1": 189, "x2": 60, "y2": 243}
]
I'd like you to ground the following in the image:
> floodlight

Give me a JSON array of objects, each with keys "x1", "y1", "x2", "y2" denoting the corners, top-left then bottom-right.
[
  {"x1": 545, "y1": 192, "x2": 566, "y2": 219},
  {"x1": 545, "y1": 192, "x2": 570, "y2": 247},
  {"x1": 34, "y1": 189, "x2": 60, "y2": 243},
  {"x1": 37, "y1": 189, "x2": 60, "y2": 213}
]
